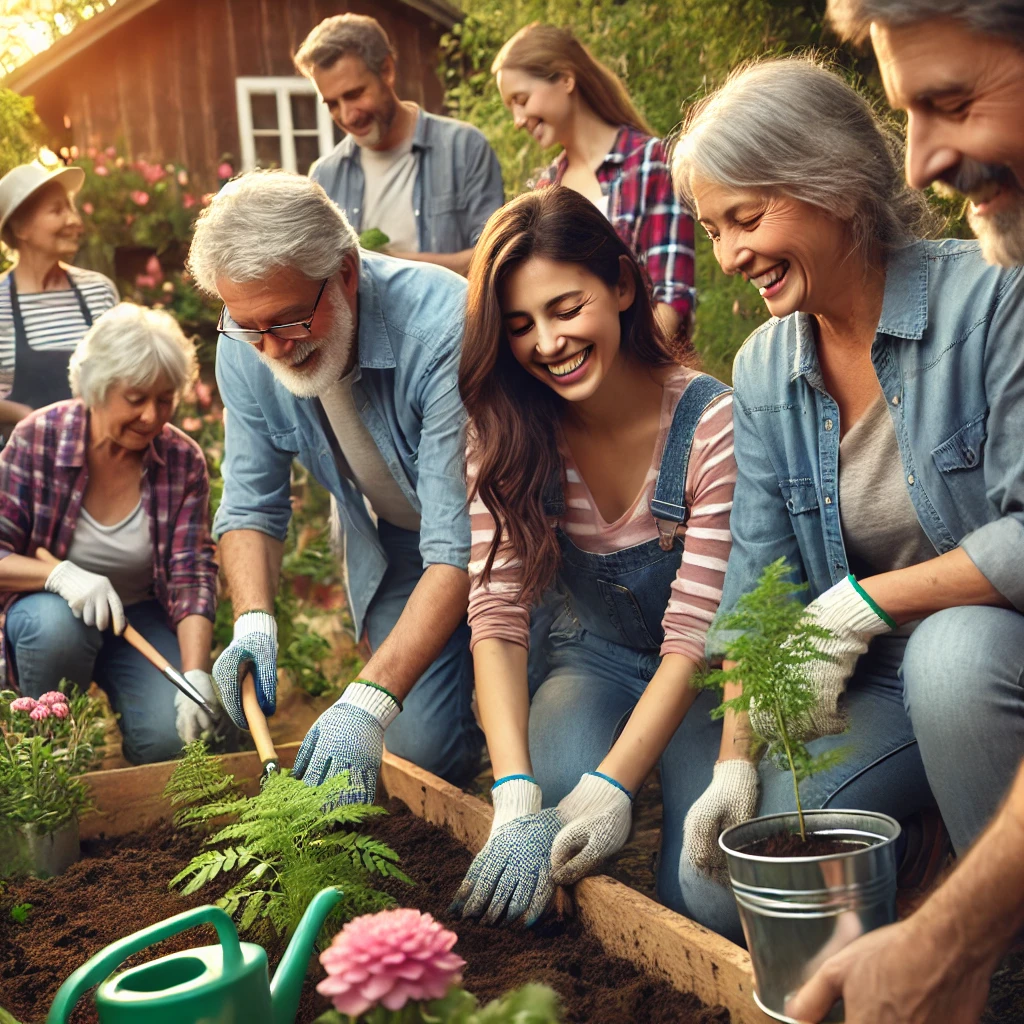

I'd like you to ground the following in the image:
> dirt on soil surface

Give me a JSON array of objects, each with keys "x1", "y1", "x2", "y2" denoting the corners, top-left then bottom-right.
[
  {"x1": 740, "y1": 832, "x2": 866, "y2": 859},
  {"x1": 1, "y1": 800, "x2": 730, "y2": 1024}
]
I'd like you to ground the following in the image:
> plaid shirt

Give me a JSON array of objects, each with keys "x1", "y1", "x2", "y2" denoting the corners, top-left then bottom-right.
[
  {"x1": 0, "y1": 400, "x2": 217, "y2": 684},
  {"x1": 533, "y1": 127, "x2": 695, "y2": 325}
]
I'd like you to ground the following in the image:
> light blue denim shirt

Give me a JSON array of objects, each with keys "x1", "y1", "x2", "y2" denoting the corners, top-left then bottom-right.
[
  {"x1": 213, "y1": 251, "x2": 471, "y2": 637},
  {"x1": 309, "y1": 109, "x2": 505, "y2": 254},
  {"x1": 709, "y1": 238, "x2": 1024, "y2": 658}
]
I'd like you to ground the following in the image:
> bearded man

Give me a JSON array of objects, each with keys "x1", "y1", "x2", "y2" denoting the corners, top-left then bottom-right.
[{"x1": 187, "y1": 170, "x2": 482, "y2": 800}]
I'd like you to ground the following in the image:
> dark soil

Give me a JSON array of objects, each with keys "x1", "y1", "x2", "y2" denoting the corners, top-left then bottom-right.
[
  {"x1": 740, "y1": 831, "x2": 867, "y2": 859},
  {"x1": 0, "y1": 801, "x2": 730, "y2": 1024}
]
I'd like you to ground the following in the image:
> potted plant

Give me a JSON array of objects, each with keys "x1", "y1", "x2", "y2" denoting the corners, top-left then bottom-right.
[
  {"x1": 699, "y1": 559, "x2": 901, "y2": 1023},
  {"x1": 0, "y1": 688, "x2": 103, "y2": 878}
]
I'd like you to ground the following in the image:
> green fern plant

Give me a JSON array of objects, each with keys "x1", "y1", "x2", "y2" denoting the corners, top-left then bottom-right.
[{"x1": 164, "y1": 742, "x2": 412, "y2": 944}]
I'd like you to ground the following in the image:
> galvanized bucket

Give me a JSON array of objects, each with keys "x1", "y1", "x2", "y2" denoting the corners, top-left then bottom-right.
[
  {"x1": 0, "y1": 815, "x2": 81, "y2": 879},
  {"x1": 720, "y1": 809, "x2": 901, "y2": 1023}
]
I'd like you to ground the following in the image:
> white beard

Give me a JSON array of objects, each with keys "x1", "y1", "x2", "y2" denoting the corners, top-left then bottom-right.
[
  {"x1": 258, "y1": 292, "x2": 356, "y2": 398},
  {"x1": 967, "y1": 197, "x2": 1024, "y2": 268}
]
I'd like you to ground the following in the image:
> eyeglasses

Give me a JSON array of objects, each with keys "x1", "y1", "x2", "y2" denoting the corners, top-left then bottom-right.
[{"x1": 217, "y1": 278, "x2": 328, "y2": 345}]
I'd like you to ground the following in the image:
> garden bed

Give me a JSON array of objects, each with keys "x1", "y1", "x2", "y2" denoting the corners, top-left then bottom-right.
[{"x1": 1, "y1": 747, "x2": 770, "y2": 1024}]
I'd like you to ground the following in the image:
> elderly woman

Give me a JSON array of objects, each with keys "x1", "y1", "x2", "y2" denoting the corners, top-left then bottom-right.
[
  {"x1": 670, "y1": 57, "x2": 1024, "y2": 941},
  {"x1": 0, "y1": 302, "x2": 220, "y2": 765},
  {"x1": 0, "y1": 161, "x2": 118, "y2": 430}
]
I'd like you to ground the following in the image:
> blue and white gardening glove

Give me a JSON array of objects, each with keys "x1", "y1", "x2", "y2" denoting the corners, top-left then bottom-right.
[
  {"x1": 450, "y1": 775, "x2": 563, "y2": 926},
  {"x1": 549, "y1": 772, "x2": 633, "y2": 885},
  {"x1": 291, "y1": 681, "x2": 401, "y2": 803},
  {"x1": 750, "y1": 575, "x2": 895, "y2": 743},
  {"x1": 683, "y1": 759, "x2": 760, "y2": 878},
  {"x1": 212, "y1": 611, "x2": 278, "y2": 730}
]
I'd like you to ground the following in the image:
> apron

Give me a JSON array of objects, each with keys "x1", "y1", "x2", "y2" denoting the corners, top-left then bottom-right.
[
  {"x1": 6, "y1": 270, "x2": 93, "y2": 408},
  {"x1": 545, "y1": 373, "x2": 731, "y2": 652}
]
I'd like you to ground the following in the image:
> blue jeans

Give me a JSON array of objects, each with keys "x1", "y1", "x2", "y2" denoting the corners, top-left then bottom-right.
[
  {"x1": 6, "y1": 593, "x2": 184, "y2": 765},
  {"x1": 527, "y1": 614, "x2": 723, "y2": 914},
  {"x1": 366, "y1": 519, "x2": 483, "y2": 786}
]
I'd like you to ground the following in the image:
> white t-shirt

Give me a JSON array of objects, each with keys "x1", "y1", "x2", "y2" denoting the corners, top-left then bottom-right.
[
  {"x1": 359, "y1": 129, "x2": 420, "y2": 254},
  {"x1": 66, "y1": 501, "x2": 155, "y2": 607}
]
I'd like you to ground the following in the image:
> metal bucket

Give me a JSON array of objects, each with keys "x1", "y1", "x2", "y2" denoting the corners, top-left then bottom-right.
[
  {"x1": 719, "y1": 809, "x2": 901, "y2": 1023},
  {"x1": 0, "y1": 816, "x2": 81, "y2": 879}
]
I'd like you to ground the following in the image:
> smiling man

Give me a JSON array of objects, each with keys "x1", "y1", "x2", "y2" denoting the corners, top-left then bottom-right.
[
  {"x1": 293, "y1": 14, "x2": 504, "y2": 277},
  {"x1": 187, "y1": 170, "x2": 482, "y2": 802}
]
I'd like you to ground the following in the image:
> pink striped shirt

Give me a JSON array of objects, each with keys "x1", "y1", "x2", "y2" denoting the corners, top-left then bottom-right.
[{"x1": 468, "y1": 367, "x2": 736, "y2": 664}]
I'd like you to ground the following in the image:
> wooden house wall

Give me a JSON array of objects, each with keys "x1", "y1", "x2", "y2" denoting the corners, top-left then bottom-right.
[{"x1": 27, "y1": 0, "x2": 449, "y2": 189}]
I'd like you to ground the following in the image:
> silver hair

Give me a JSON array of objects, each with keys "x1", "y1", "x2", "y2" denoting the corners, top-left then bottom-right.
[
  {"x1": 828, "y1": 0, "x2": 1024, "y2": 45},
  {"x1": 673, "y1": 56, "x2": 937, "y2": 258},
  {"x1": 69, "y1": 302, "x2": 198, "y2": 407},
  {"x1": 294, "y1": 13, "x2": 396, "y2": 77},
  {"x1": 186, "y1": 169, "x2": 359, "y2": 296}
]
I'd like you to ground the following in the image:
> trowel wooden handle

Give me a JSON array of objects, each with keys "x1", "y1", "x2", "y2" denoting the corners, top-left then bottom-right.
[{"x1": 241, "y1": 671, "x2": 277, "y2": 765}]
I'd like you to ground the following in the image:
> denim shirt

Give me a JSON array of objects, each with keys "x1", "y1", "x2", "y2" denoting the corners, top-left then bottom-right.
[
  {"x1": 709, "y1": 239, "x2": 1024, "y2": 658},
  {"x1": 310, "y1": 109, "x2": 505, "y2": 254},
  {"x1": 213, "y1": 252, "x2": 471, "y2": 636}
]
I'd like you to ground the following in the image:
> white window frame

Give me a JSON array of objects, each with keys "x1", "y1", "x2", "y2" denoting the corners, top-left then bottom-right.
[{"x1": 235, "y1": 76, "x2": 336, "y2": 173}]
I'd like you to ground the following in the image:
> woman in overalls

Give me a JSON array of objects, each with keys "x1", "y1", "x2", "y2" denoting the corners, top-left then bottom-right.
[
  {"x1": 450, "y1": 186, "x2": 740, "y2": 927},
  {"x1": 0, "y1": 162, "x2": 118, "y2": 432}
]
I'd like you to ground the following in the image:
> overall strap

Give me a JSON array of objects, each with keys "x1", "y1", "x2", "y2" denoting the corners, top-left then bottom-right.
[
  {"x1": 541, "y1": 467, "x2": 566, "y2": 518},
  {"x1": 65, "y1": 270, "x2": 95, "y2": 328},
  {"x1": 650, "y1": 374, "x2": 731, "y2": 550}
]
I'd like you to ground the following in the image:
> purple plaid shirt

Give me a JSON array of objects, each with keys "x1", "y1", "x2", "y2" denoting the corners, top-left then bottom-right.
[
  {"x1": 0, "y1": 400, "x2": 217, "y2": 683},
  {"x1": 532, "y1": 127, "x2": 696, "y2": 326}
]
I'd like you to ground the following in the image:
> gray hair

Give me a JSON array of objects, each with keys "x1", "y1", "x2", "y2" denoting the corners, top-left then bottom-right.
[
  {"x1": 186, "y1": 169, "x2": 358, "y2": 296},
  {"x1": 673, "y1": 56, "x2": 937, "y2": 258},
  {"x1": 69, "y1": 302, "x2": 198, "y2": 407},
  {"x1": 294, "y1": 13, "x2": 396, "y2": 77},
  {"x1": 827, "y1": 0, "x2": 1024, "y2": 46}
]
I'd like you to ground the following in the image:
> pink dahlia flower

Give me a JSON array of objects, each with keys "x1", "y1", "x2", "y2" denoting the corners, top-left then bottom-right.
[
  {"x1": 10, "y1": 697, "x2": 38, "y2": 713},
  {"x1": 37, "y1": 692, "x2": 66, "y2": 706},
  {"x1": 49, "y1": 702, "x2": 70, "y2": 720},
  {"x1": 317, "y1": 909, "x2": 465, "y2": 1017},
  {"x1": 30, "y1": 705, "x2": 51, "y2": 721}
]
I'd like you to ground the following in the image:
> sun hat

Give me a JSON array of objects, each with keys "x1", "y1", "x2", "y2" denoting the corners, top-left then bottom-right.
[{"x1": 0, "y1": 161, "x2": 86, "y2": 240}]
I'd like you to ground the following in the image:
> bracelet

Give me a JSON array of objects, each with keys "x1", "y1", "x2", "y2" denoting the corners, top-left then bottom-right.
[{"x1": 352, "y1": 678, "x2": 404, "y2": 712}]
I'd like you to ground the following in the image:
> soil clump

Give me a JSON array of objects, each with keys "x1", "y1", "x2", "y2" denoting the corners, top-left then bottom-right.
[{"x1": 740, "y1": 832, "x2": 866, "y2": 859}]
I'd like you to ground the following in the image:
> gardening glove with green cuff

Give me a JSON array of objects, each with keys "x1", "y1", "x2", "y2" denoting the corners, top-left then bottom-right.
[
  {"x1": 684, "y1": 759, "x2": 760, "y2": 878},
  {"x1": 212, "y1": 611, "x2": 278, "y2": 730},
  {"x1": 175, "y1": 670, "x2": 221, "y2": 744},
  {"x1": 291, "y1": 681, "x2": 401, "y2": 804},
  {"x1": 549, "y1": 772, "x2": 633, "y2": 885},
  {"x1": 44, "y1": 560, "x2": 125, "y2": 634},
  {"x1": 449, "y1": 774, "x2": 564, "y2": 926},
  {"x1": 750, "y1": 575, "x2": 895, "y2": 743}
]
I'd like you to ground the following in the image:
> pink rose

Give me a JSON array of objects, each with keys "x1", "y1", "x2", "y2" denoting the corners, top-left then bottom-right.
[
  {"x1": 177, "y1": 169, "x2": 189, "y2": 186},
  {"x1": 30, "y1": 705, "x2": 51, "y2": 721},
  {"x1": 217, "y1": 162, "x2": 233, "y2": 179},
  {"x1": 49, "y1": 702, "x2": 70, "y2": 719},
  {"x1": 82, "y1": 202, "x2": 94, "y2": 215},
  {"x1": 182, "y1": 193, "x2": 197, "y2": 209},
  {"x1": 194, "y1": 380, "x2": 213, "y2": 408},
  {"x1": 145, "y1": 254, "x2": 163, "y2": 279},
  {"x1": 105, "y1": 146, "x2": 117, "y2": 158},
  {"x1": 86, "y1": 146, "x2": 98, "y2": 158},
  {"x1": 130, "y1": 190, "x2": 150, "y2": 206},
  {"x1": 10, "y1": 697, "x2": 38, "y2": 713},
  {"x1": 94, "y1": 165, "x2": 109, "y2": 177},
  {"x1": 181, "y1": 416, "x2": 203, "y2": 432},
  {"x1": 135, "y1": 274, "x2": 156, "y2": 290}
]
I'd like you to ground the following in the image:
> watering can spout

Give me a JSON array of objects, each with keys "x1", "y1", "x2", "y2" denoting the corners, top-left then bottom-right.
[{"x1": 270, "y1": 886, "x2": 343, "y2": 1024}]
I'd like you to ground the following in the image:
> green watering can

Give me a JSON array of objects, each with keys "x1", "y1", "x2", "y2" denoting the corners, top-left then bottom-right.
[{"x1": 46, "y1": 887, "x2": 342, "y2": 1024}]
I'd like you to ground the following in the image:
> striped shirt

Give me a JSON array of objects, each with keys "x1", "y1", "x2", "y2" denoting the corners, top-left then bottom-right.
[
  {"x1": 0, "y1": 266, "x2": 118, "y2": 399},
  {"x1": 468, "y1": 367, "x2": 735, "y2": 664}
]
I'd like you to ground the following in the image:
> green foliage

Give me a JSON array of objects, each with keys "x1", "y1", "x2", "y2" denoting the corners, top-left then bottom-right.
[
  {"x1": 0, "y1": 1, "x2": 117, "y2": 75},
  {"x1": 0, "y1": 88, "x2": 45, "y2": 178},
  {"x1": 165, "y1": 742, "x2": 411, "y2": 944},
  {"x1": 359, "y1": 228, "x2": 391, "y2": 252},
  {"x1": 0, "y1": 1007, "x2": 26, "y2": 1024},
  {"x1": 696, "y1": 558, "x2": 846, "y2": 839},
  {"x1": 8, "y1": 901, "x2": 32, "y2": 924}
]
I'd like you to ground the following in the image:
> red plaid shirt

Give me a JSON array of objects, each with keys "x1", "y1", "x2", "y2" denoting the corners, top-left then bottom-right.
[
  {"x1": 0, "y1": 400, "x2": 217, "y2": 683},
  {"x1": 532, "y1": 127, "x2": 695, "y2": 325}
]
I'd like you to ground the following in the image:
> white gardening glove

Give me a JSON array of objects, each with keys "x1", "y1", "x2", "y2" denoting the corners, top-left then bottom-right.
[
  {"x1": 44, "y1": 560, "x2": 125, "y2": 634},
  {"x1": 550, "y1": 772, "x2": 633, "y2": 885},
  {"x1": 750, "y1": 575, "x2": 895, "y2": 742},
  {"x1": 175, "y1": 670, "x2": 221, "y2": 744},
  {"x1": 683, "y1": 759, "x2": 760, "y2": 878}
]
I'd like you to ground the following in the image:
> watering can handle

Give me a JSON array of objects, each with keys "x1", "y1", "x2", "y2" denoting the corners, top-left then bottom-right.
[{"x1": 46, "y1": 904, "x2": 243, "y2": 1024}]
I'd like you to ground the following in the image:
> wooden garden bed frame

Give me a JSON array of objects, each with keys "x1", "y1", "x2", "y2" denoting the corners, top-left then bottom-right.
[{"x1": 80, "y1": 746, "x2": 771, "y2": 1024}]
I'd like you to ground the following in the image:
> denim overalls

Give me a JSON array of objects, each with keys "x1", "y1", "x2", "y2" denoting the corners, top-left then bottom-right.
[{"x1": 526, "y1": 373, "x2": 731, "y2": 917}]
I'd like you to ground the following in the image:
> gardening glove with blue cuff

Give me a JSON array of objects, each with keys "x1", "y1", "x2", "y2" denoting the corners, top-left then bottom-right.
[
  {"x1": 684, "y1": 759, "x2": 760, "y2": 879},
  {"x1": 549, "y1": 772, "x2": 633, "y2": 885},
  {"x1": 450, "y1": 775, "x2": 563, "y2": 926},
  {"x1": 175, "y1": 670, "x2": 221, "y2": 744},
  {"x1": 212, "y1": 611, "x2": 278, "y2": 730},
  {"x1": 44, "y1": 560, "x2": 125, "y2": 634},
  {"x1": 750, "y1": 575, "x2": 895, "y2": 743},
  {"x1": 291, "y1": 681, "x2": 401, "y2": 803}
]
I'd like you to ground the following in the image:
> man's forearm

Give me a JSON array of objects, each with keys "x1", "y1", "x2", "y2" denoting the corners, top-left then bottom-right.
[
  {"x1": 361, "y1": 562, "x2": 469, "y2": 701},
  {"x1": 218, "y1": 529, "x2": 284, "y2": 616},
  {"x1": 177, "y1": 613, "x2": 214, "y2": 673}
]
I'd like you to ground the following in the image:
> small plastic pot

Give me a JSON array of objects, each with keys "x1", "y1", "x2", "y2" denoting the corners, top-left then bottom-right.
[{"x1": 0, "y1": 815, "x2": 81, "y2": 879}]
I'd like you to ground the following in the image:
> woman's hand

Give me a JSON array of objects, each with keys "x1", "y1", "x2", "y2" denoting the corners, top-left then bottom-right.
[
  {"x1": 683, "y1": 759, "x2": 760, "y2": 877},
  {"x1": 43, "y1": 559, "x2": 125, "y2": 633},
  {"x1": 175, "y1": 670, "x2": 221, "y2": 743},
  {"x1": 549, "y1": 772, "x2": 633, "y2": 885}
]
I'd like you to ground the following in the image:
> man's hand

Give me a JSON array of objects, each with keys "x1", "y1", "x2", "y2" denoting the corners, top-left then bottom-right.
[
  {"x1": 212, "y1": 611, "x2": 278, "y2": 730},
  {"x1": 549, "y1": 773, "x2": 633, "y2": 885},
  {"x1": 290, "y1": 681, "x2": 401, "y2": 802}
]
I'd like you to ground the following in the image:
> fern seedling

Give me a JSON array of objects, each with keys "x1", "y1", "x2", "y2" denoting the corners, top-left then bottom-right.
[{"x1": 165, "y1": 742, "x2": 412, "y2": 945}]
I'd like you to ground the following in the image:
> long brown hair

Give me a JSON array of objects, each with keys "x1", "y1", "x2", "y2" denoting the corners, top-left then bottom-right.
[
  {"x1": 491, "y1": 23, "x2": 652, "y2": 136},
  {"x1": 460, "y1": 187, "x2": 681, "y2": 605}
]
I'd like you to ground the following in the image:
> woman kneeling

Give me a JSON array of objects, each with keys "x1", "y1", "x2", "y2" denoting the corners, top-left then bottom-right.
[
  {"x1": 450, "y1": 186, "x2": 736, "y2": 926},
  {"x1": 0, "y1": 302, "x2": 221, "y2": 764}
]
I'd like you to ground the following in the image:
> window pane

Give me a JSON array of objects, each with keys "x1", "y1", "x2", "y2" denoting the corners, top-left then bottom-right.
[
  {"x1": 254, "y1": 134, "x2": 282, "y2": 168},
  {"x1": 250, "y1": 93, "x2": 278, "y2": 130},
  {"x1": 291, "y1": 92, "x2": 318, "y2": 131},
  {"x1": 295, "y1": 135, "x2": 321, "y2": 176}
]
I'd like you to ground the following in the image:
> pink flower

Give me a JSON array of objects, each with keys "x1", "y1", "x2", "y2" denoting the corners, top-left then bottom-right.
[
  {"x1": 180, "y1": 416, "x2": 203, "y2": 432},
  {"x1": 194, "y1": 380, "x2": 213, "y2": 408},
  {"x1": 145, "y1": 255, "x2": 163, "y2": 281},
  {"x1": 182, "y1": 193, "x2": 197, "y2": 209},
  {"x1": 135, "y1": 273, "x2": 157, "y2": 290},
  {"x1": 10, "y1": 697, "x2": 38, "y2": 713},
  {"x1": 177, "y1": 169, "x2": 189, "y2": 186},
  {"x1": 70, "y1": 145, "x2": 79, "y2": 159},
  {"x1": 86, "y1": 146, "x2": 97, "y2": 158},
  {"x1": 125, "y1": 214, "x2": 135, "y2": 226},
  {"x1": 201, "y1": 193, "x2": 214, "y2": 206},
  {"x1": 130, "y1": 190, "x2": 150, "y2": 206},
  {"x1": 317, "y1": 909, "x2": 465, "y2": 1017},
  {"x1": 105, "y1": 146, "x2": 116, "y2": 158},
  {"x1": 217, "y1": 162, "x2": 233, "y2": 180},
  {"x1": 37, "y1": 692, "x2": 67, "y2": 706},
  {"x1": 139, "y1": 162, "x2": 165, "y2": 185},
  {"x1": 82, "y1": 202, "x2": 94, "y2": 215},
  {"x1": 49, "y1": 702, "x2": 70, "y2": 719},
  {"x1": 94, "y1": 165, "x2": 109, "y2": 177},
  {"x1": 30, "y1": 705, "x2": 51, "y2": 721}
]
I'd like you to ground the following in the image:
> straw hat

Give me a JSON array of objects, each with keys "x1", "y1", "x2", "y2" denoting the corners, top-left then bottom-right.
[{"x1": 0, "y1": 161, "x2": 86, "y2": 240}]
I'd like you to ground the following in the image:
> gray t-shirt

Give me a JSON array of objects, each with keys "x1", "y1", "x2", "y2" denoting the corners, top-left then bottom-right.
[
  {"x1": 359, "y1": 128, "x2": 420, "y2": 255},
  {"x1": 66, "y1": 501, "x2": 154, "y2": 607}
]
